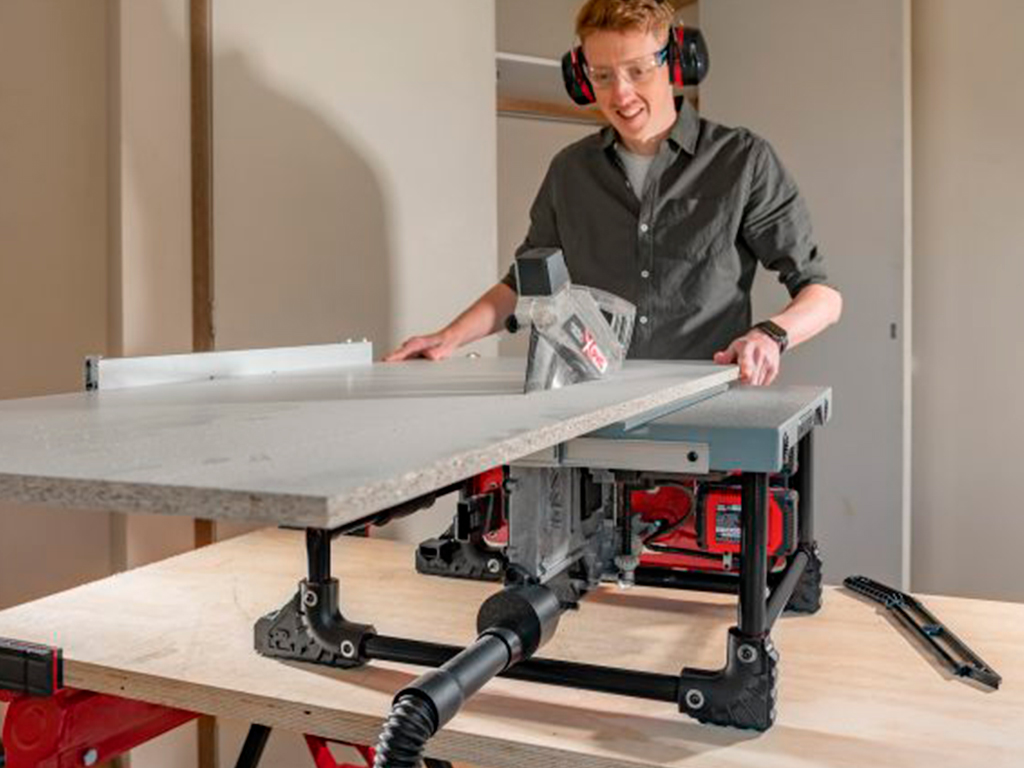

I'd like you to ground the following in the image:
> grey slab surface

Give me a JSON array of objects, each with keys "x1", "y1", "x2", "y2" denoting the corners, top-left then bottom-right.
[
  {"x1": 0, "y1": 357, "x2": 735, "y2": 528},
  {"x1": 591, "y1": 385, "x2": 832, "y2": 473}
]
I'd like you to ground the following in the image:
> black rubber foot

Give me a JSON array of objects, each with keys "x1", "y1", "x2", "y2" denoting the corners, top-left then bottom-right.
[
  {"x1": 254, "y1": 592, "x2": 354, "y2": 668},
  {"x1": 679, "y1": 627, "x2": 779, "y2": 731},
  {"x1": 785, "y1": 543, "x2": 823, "y2": 614}
]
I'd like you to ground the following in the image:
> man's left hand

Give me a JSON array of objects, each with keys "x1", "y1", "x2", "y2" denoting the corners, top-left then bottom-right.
[{"x1": 713, "y1": 330, "x2": 781, "y2": 386}]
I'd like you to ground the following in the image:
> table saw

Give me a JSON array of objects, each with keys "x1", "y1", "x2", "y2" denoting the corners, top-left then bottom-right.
[{"x1": 0, "y1": 340, "x2": 1015, "y2": 768}]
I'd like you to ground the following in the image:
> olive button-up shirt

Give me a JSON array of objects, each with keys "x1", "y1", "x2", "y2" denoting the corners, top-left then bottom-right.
[{"x1": 502, "y1": 100, "x2": 830, "y2": 360}]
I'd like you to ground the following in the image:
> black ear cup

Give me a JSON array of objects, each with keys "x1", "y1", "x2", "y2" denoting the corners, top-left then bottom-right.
[
  {"x1": 674, "y1": 27, "x2": 710, "y2": 86},
  {"x1": 561, "y1": 46, "x2": 596, "y2": 105}
]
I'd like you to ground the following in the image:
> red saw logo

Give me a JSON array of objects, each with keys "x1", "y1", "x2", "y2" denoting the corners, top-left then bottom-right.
[
  {"x1": 563, "y1": 314, "x2": 609, "y2": 374},
  {"x1": 581, "y1": 329, "x2": 608, "y2": 373}
]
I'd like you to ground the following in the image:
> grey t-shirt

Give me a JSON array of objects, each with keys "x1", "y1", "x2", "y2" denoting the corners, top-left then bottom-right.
[
  {"x1": 502, "y1": 99, "x2": 830, "y2": 360},
  {"x1": 615, "y1": 143, "x2": 656, "y2": 200}
]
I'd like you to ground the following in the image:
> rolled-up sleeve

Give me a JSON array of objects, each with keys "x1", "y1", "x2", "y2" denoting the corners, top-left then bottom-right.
[
  {"x1": 741, "y1": 137, "x2": 830, "y2": 298},
  {"x1": 501, "y1": 163, "x2": 562, "y2": 292}
]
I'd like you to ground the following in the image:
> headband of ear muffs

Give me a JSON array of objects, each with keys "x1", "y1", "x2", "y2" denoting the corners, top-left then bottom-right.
[{"x1": 560, "y1": 26, "x2": 710, "y2": 106}]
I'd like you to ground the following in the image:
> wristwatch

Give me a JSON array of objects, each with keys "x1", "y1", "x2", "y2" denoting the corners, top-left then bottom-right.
[{"x1": 751, "y1": 320, "x2": 789, "y2": 354}]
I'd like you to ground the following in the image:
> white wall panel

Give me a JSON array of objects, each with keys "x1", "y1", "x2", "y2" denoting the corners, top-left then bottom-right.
[
  {"x1": 912, "y1": 0, "x2": 1024, "y2": 601},
  {"x1": 701, "y1": 0, "x2": 912, "y2": 586}
]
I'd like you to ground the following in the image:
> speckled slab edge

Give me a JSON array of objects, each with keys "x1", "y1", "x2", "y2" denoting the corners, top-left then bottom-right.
[{"x1": 0, "y1": 359, "x2": 737, "y2": 528}]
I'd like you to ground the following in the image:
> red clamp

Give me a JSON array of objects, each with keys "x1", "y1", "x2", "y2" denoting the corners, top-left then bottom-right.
[
  {"x1": 1, "y1": 688, "x2": 197, "y2": 768},
  {"x1": 305, "y1": 734, "x2": 376, "y2": 768},
  {"x1": 0, "y1": 640, "x2": 388, "y2": 767}
]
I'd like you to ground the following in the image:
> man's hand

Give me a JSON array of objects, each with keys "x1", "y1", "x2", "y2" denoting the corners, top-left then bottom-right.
[
  {"x1": 383, "y1": 331, "x2": 458, "y2": 362},
  {"x1": 384, "y1": 282, "x2": 517, "y2": 362},
  {"x1": 713, "y1": 330, "x2": 782, "y2": 386}
]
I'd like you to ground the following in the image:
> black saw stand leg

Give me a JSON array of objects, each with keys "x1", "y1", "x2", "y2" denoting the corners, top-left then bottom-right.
[
  {"x1": 783, "y1": 431, "x2": 824, "y2": 614},
  {"x1": 253, "y1": 532, "x2": 457, "y2": 766},
  {"x1": 254, "y1": 529, "x2": 375, "y2": 669},
  {"x1": 677, "y1": 471, "x2": 780, "y2": 731}
]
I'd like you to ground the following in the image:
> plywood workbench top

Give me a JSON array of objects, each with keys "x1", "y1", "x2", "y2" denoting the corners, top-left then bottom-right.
[{"x1": 0, "y1": 529, "x2": 1020, "y2": 768}]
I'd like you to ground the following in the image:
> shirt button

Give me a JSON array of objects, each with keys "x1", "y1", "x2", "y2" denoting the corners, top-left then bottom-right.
[
  {"x1": 640, "y1": 270, "x2": 650, "y2": 279},
  {"x1": 639, "y1": 316, "x2": 648, "y2": 325},
  {"x1": 639, "y1": 223, "x2": 650, "y2": 233}
]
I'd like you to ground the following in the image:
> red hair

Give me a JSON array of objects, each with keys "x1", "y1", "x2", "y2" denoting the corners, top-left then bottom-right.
[{"x1": 575, "y1": 0, "x2": 676, "y2": 41}]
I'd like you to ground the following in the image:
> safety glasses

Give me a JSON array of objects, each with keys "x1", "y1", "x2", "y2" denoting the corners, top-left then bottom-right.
[{"x1": 585, "y1": 42, "x2": 670, "y2": 89}]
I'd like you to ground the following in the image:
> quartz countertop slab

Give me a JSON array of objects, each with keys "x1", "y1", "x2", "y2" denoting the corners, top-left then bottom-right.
[{"x1": 0, "y1": 357, "x2": 735, "y2": 528}]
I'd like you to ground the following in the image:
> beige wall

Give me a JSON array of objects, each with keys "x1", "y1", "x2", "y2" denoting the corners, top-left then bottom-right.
[
  {"x1": 212, "y1": 0, "x2": 498, "y2": 355},
  {"x1": 0, "y1": 1, "x2": 110, "y2": 400},
  {"x1": 115, "y1": 0, "x2": 194, "y2": 360},
  {"x1": 0, "y1": 1, "x2": 113, "y2": 609},
  {"x1": 911, "y1": 0, "x2": 1024, "y2": 601},
  {"x1": 497, "y1": 0, "x2": 581, "y2": 58}
]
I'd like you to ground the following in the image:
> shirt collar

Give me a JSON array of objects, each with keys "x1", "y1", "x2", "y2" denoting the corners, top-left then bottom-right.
[{"x1": 600, "y1": 97, "x2": 700, "y2": 156}]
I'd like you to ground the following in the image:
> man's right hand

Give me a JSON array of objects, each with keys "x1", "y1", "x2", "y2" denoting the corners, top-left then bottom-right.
[{"x1": 383, "y1": 331, "x2": 458, "y2": 362}]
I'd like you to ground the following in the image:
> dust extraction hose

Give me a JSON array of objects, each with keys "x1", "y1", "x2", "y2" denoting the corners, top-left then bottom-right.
[{"x1": 372, "y1": 585, "x2": 562, "y2": 767}]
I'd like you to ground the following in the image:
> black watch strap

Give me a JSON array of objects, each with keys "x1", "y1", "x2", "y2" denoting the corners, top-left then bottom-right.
[{"x1": 752, "y1": 320, "x2": 789, "y2": 354}]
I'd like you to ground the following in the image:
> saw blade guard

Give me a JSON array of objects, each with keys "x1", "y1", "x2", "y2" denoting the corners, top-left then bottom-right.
[{"x1": 512, "y1": 249, "x2": 636, "y2": 393}]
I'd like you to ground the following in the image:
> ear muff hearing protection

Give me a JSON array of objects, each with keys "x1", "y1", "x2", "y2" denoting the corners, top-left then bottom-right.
[{"x1": 561, "y1": 26, "x2": 709, "y2": 106}]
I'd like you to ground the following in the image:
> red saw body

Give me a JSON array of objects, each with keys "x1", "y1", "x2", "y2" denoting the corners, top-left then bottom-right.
[
  {"x1": 475, "y1": 470, "x2": 798, "y2": 576},
  {"x1": 632, "y1": 482, "x2": 798, "y2": 573}
]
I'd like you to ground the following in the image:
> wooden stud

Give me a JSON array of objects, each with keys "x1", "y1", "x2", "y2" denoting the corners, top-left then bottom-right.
[
  {"x1": 194, "y1": 519, "x2": 218, "y2": 549},
  {"x1": 190, "y1": 0, "x2": 214, "y2": 355},
  {"x1": 190, "y1": 2, "x2": 218, "y2": 766},
  {"x1": 197, "y1": 715, "x2": 220, "y2": 768}
]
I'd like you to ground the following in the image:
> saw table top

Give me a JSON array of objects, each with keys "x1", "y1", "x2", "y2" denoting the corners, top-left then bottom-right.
[
  {"x1": 592, "y1": 385, "x2": 833, "y2": 472},
  {"x1": 0, "y1": 528, "x2": 1018, "y2": 768},
  {"x1": 0, "y1": 357, "x2": 734, "y2": 529},
  {"x1": 518, "y1": 385, "x2": 833, "y2": 474}
]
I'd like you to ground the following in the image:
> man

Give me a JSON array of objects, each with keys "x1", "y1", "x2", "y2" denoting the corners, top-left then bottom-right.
[{"x1": 386, "y1": 0, "x2": 842, "y2": 386}]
